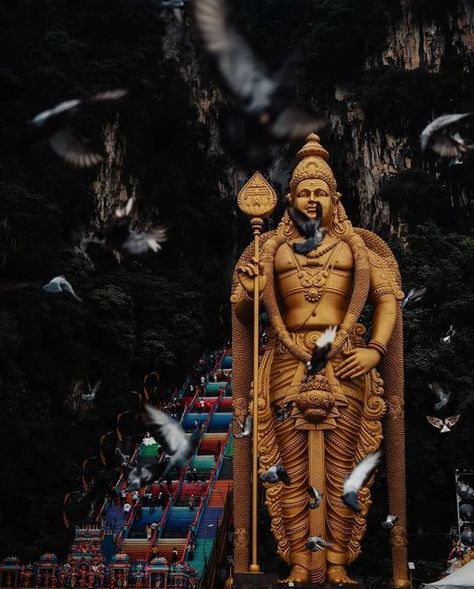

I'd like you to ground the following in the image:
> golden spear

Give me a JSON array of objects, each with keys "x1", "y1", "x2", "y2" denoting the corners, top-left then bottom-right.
[{"x1": 237, "y1": 172, "x2": 277, "y2": 573}]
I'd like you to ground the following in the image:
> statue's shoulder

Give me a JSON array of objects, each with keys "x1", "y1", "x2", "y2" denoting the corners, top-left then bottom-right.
[{"x1": 354, "y1": 227, "x2": 402, "y2": 289}]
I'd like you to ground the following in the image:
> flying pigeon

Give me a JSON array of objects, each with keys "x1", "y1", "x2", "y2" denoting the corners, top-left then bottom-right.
[
  {"x1": 192, "y1": 0, "x2": 326, "y2": 168},
  {"x1": 115, "y1": 448, "x2": 129, "y2": 467},
  {"x1": 426, "y1": 415, "x2": 461, "y2": 433},
  {"x1": 421, "y1": 113, "x2": 473, "y2": 159},
  {"x1": 440, "y1": 325, "x2": 456, "y2": 344},
  {"x1": 260, "y1": 464, "x2": 291, "y2": 485},
  {"x1": 457, "y1": 481, "x2": 474, "y2": 503},
  {"x1": 144, "y1": 404, "x2": 198, "y2": 478},
  {"x1": 126, "y1": 465, "x2": 153, "y2": 491},
  {"x1": 288, "y1": 203, "x2": 326, "y2": 255},
  {"x1": 343, "y1": 451, "x2": 381, "y2": 513},
  {"x1": 30, "y1": 89, "x2": 128, "y2": 167},
  {"x1": 101, "y1": 198, "x2": 167, "y2": 256},
  {"x1": 381, "y1": 514, "x2": 398, "y2": 530},
  {"x1": 42, "y1": 275, "x2": 82, "y2": 302},
  {"x1": 235, "y1": 414, "x2": 252, "y2": 439},
  {"x1": 81, "y1": 380, "x2": 102, "y2": 402},
  {"x1": 402, "y1": 286, "x2": 427, "y2": 308},
  {"x1": 306, "y1": 326, "x2": 337, "y2": 380},
  {"x1": 308, "y1": 486, "x2": 323, "y2": 510},
  {"x1": 305, "y1": 536, "x2": 334, "y2": 552},
  {"x1": 459, "y1": 503, "x2": 474, "y2": 521},
  {"x1": 429, "y1": 382, "x2": 451, "y2": 412}
]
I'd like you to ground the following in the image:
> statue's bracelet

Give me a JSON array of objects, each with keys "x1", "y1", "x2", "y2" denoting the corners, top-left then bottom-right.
[{"x1": 367, "y1": 340, "x2": 387, "y2": 356}]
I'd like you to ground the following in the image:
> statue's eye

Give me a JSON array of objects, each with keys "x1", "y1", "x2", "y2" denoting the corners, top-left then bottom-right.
[
  {"x1": 317, "y1": 190, "x2": 329, "y2": 197},
  {"x1": 298, "y1": 190, "x2": 309, "y2": 198}
]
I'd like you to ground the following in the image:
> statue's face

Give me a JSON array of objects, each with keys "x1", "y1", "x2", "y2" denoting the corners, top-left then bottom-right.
[{"x1": 292, "y1": 179, "x2": 333, "y2": 227}]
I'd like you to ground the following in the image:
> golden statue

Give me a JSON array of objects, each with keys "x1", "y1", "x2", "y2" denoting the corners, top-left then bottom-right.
[{"x1": 231, "y1": 134, "x2": 409, "y2": 587}]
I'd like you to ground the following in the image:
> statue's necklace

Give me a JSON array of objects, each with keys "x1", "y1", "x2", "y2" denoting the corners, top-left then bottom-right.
[{"x1": 287, "y1": 238, "x2": 342, "y2": 303}]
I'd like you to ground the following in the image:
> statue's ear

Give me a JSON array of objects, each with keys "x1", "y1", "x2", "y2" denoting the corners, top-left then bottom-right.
[
  {"x1": 335, "y1": 191, "x2": 342, "y2": 201},
  {"x1": 286, "y1": 193, "x2": 292, "y2": 204}
]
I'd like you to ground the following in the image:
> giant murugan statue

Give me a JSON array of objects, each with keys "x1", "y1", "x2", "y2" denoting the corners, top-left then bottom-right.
[{"x1": 231, "y1": 134, "x2": 409, "y2": 587}]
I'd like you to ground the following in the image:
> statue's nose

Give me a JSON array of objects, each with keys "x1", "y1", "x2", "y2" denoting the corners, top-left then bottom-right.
[{"x1": 308, "y1": 192, "x2": 317, "y2": 202}]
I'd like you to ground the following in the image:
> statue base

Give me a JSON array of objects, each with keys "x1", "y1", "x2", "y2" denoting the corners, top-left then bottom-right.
[{"x1": 233, "y1": 573, "x2": 365, "y2": 588}]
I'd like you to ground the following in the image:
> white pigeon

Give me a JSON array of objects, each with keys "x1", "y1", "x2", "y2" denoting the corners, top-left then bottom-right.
[
  {"x1": 426, "y1": 415, "x2": 461, "y2": 433},
  {"x1": 144, "y1": 404, "x2": 192, "y2": 478},
  {"x1": 381, "y1": 514, "x2": 398, "y2": 530},
  {"x1": 127, "y1": 465, "x2": 153, "y2": 491},
  {"x1": 42, "y1": 275, "x2": 82, "y2": 302},
  {"x1": 306, "y1": 326, "x2": 338, "y2": 380},
  {"x1": 235, "y1": 414, "x2": 252, "y2": 438},
  {"x1": 402, "y1": 286, "x2": 427, "y2": 308},
  {"x1": 429, "y1": 382, "x2": 451, "y2": 412},
  {"x1": 81, "y1": 380, "x2": 102, "y2": 402},
  {"x1": 343, "y1": 451, "x2": 381, "y2": 512},
  {"x1": 306, "y1": 536, "x2": 334, "y2": 552}
]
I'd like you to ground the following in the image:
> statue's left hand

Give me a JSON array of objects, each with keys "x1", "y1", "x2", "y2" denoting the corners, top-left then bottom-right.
[{"x1": 334, "y1": 348, "x2": 381, "y2": 380}]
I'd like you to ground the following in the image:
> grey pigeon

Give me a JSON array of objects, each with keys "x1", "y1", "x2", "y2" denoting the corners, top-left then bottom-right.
[
  {"x1": 275, "y1": 403, "x2": 292, "y2": 422},
  {"x1": 126, "y1": 465, "x2": 153, "y2": 491},
  {"x1": 30, "y1": 89, "x2": 128, "y2": 167},
  {"x1": 101, "y1": 198, "x2": 167, "y2": 256},
  {"x1": 402, "y1": 286, "x2": 427, "y2": 308},
  {"x1": 457, "y1": 481, "x2": 474, "y2": 503},
  {"x1": 459, "y1": 503, "x2": 474, "y2": 521},
  {"x1": 460, "y1": 528, "x2": 474, "y2": 547},
  {"x1": 306, "y1": 536, "x2": 334, "y2": 552},
  {"x1": 308, "y1": 486, "x2": 323, "y2": 510},
  {"x1": 144, "y1": 404, "x2": 197, "y2": 478},
  {"x1": 306, "y1": 326, "x2": 337, "y2": 381},
  {"x1": 235, "y1": 414, "x2": 252, "y2": 439},
  {"x1": 429, "y1": 382, "x2": 450, "y2": 412},
  {"x1": 260, "y1": 464, "x2": 290, "y2": 485},
  {"x1": 381, "y1": 514, "x2": 398, "y2": 530},
  {"x1": 421, "y1": 113, "x2": 473, "y2": 158},
  {"x1": 288, "y1": 203, "x2": 326, "y2": 255},
  {"x1": 42, "y1": 275, "x2": 82, "y2": 302},
  {"x1": 343, "y1": 451, "x2": 381, "y2": 513}
]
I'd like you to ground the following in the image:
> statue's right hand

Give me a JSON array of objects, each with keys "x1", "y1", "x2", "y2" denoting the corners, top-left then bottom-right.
[{"x1": 237, "y1": 257, "x2": 267, "y2": 298}]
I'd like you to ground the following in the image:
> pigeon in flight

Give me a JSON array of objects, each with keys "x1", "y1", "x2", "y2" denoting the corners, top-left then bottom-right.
[
  {"x1": 260, "y1": 464, "x2": 290, "y2": 485},
  {"x1": 235, "y1": 414, "x2": 252, "y2": 439},
  {"x1": 42, "y1": 275, "x2": 82, "y2": 302},
  {"x1": 421, "y1": 113, "x2": 473, "y2": 159},
  {"x1": 115, "y1": 448, "x2": 129, "y2": 467},
  {"x1": 306, "y1": 326, "x2": 337, "y2": 381},
  {"x1": 288, "y1": 204, "x2": 326, "y2": 255},
  {"x1": 308, "y1": 486, "x2": 323, "y2": 510},
  {"x1": 343, "y1": 451, "x2": 381, "y2": 513},
  {"x1": 429, "y1": 382, "x2": 451, "y2": 412},
  {"x1": 100, "y1": 198, "x2": 167, "y2": 256},
  {"x1": 402, "y1": 286, "x2": 427, "y2": 309},
  {"x1": 81, "y1": 380, "x2": 102, "y2": 402},
  {"x1": 306, "y1": 536, "x2": 334, "y2": 552},
  {"x1": 125, "y1": 465, "x2": 153, "y2": 491},
  {"x1": 30, "y1": 89, "x2": 128, "y2": 167},
  {"x1": 192, "y1": 0, "x2": 326, "y2": 168},
  {"x1": 144, "y1": 404, "x2": 197, "y2": 478},
  {"x1": 381, "y1": 514, "x2": 398, "y2": 530},
  {"x1": 440, "y1": 325, "x2": 456, "y2": 344},
  {"x1": 426, "y1": 415, "x2": 461, "y2": 433}
]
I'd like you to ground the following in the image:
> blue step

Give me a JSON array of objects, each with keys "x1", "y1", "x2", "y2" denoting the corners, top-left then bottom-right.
[
  {"x1": 208, "y1": 413, "x2": 232, "y2": 433},
  {"x1": 129, "y1": 507, "x2": 163, "y2": 537},
  {"x1": 162, "y1": 507, "x2": 196, "y2": 538},
  {"x1": 182, "y1": 413, "x2": 208, "y2": 432},
  {"x1": 197, "y1": 508, "x2": 222, "y2": 538}
]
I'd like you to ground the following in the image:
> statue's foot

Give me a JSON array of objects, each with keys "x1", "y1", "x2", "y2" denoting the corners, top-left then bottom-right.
[
  {"x1": 327, "y1": 565, "x2": 358, "y2": 585},
  {"x1": 278, "y1": 564, "x2": 310, "y2": 584}
]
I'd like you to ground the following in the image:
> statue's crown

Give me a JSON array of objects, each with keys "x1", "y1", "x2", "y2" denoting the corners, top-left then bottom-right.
[{"x1": 290, "y1": 133, "x2": 337, "y2": 195}]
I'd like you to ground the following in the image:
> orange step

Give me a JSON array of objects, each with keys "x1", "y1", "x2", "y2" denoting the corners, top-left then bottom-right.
[{"x1": 208, "y1": 480, "x2": 232, "y2": 507}]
